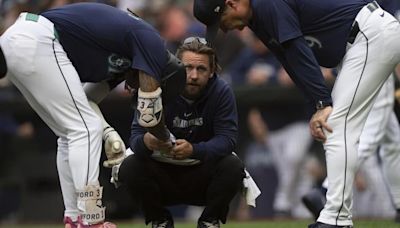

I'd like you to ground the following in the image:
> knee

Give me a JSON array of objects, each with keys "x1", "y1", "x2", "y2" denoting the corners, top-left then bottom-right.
[
  {"x1": 217, "y1": 155, "x2": 245, "y2": 181},
  {"x1": 118, "y1": 155, "x2": 149, "y2": 188}
]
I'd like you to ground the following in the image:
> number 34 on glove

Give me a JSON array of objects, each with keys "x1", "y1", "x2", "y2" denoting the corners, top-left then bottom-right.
[{"x1": 103, "y1": 126, "x2": 126, "y2": 168}]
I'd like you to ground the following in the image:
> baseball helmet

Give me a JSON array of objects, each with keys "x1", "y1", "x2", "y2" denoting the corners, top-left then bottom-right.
[
  {"x1": 0, "y1": 47, "x2": 7, "y2": 78},
  {"x1": 160, "y1": 51, "x2": 186, "y2": 102}
]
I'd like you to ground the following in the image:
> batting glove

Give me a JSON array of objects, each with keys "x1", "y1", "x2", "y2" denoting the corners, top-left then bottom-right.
[{"x1": 103, "y1": 126, "x2": 126, "y2": 168}]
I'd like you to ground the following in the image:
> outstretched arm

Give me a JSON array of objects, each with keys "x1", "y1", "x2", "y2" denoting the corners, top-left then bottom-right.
[{"x1": 84, "y1": 82, "x2": 126, "y2": 168}]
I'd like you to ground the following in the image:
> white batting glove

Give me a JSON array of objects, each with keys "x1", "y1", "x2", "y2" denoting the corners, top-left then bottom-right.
[{"x1": 103, "y1": 126, "x2": 126, "y2": 168}]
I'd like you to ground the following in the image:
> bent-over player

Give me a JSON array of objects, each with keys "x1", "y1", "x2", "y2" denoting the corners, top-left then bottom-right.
[
  {"x1": 302, "y1": 0, "x2": 400, "y2": 222},
  {"x1": 193, "y1": 0, "x2": 400, "y2": 227},
  {"x1": 0, "y1": 3, "x2": 185, "y2": 227},
  {"x1": 118, "y1": 37, "x2": 245, "y2": 228}
]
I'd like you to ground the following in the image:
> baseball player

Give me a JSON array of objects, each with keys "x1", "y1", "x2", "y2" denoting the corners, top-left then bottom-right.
[
  {"x1": 118, "y1": 37, "x2": 245, "y2": 228},
  {"x1": 303, "y1": 0, "x2": 400, "y2": 222},
  {"x1": 193, "y1": 0, "x2": 400, "y2": 227},
  {"x1": 302, "y1": 75, "x2": 400, "y2": 221},
  {"x1": 0, "y1": 3, "x2": 185, "y2": 227}
]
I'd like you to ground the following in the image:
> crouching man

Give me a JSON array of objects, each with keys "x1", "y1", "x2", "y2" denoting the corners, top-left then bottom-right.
[{"x1": 118, "y1": 37, "x2": 245, "y2": 228}]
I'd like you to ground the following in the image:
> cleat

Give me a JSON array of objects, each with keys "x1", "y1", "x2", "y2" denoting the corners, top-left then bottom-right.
[
  {"x1": 64, "y1": 217, "x2": 78, "y2": 228},
  {"x1": 197, "y1": 220, "x2": 220, "y2": 228},
  {"x1": 151, "y1": 218, "x2": 174, "y2": 228},
  {"x1": 77, "y1": 217, "x2": 117, "y2": 228},
  {"x1": 308, "y1": 222, "x2": 352, "y2": 228},
  {"x1": 77, "y1": 222, "x2": 116, "y2": 228}
]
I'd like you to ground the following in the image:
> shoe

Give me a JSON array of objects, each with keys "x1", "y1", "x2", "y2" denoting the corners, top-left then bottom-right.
[
  {"x1": 77, "y1": 221, "x2": 117, "y2": 228},
  {"x1": 152, "y1": 219, "x2": 174, "y2": 228},
  {"x1": 197, "y1": 220, "x2": 220, "y2": 228},
  {"x1": 302, "y1": 188, "x2": 326, "y2": 220},
  {"x1": 64, "y1": 217, "x2": 78, "y2": 228},
  {"x1": 308, "y1": 222, "x2": 353, "y2": 228}
]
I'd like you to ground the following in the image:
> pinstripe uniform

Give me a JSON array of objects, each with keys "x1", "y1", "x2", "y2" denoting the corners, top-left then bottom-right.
[
  {"x1": 0, "y1": 3, "x2": 168, "y2": 224},
  {"x1": 192, "y1": 0, "x2": 400, "y2": 226}
]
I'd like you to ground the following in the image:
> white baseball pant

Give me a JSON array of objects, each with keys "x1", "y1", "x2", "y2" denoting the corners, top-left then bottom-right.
[
  {"x1": 318, "y1": 4, "x2": 400, "y2": 226},
  {"x1": 0, "y1": 13, "x2": 104, "y2": 222},
  {"x1": 322, "y1": 75, "x2": 400, "y2": 217}
]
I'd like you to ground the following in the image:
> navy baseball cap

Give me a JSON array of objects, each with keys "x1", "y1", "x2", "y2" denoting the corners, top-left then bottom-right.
[{"x1": 193, "y1": 0, "x2": 226, "y2": 45}]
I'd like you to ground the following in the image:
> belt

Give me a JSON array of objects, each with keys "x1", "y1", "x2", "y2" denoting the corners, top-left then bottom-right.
[
  {"x1": 347, "y1": 1, "x2": 380, "y2": 44},
  {"x1": 21, "y1": 12, "x2": 59, "y2": 40}
]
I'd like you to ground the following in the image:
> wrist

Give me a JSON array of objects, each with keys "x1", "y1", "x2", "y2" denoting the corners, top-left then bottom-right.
[
  {"x1": 143, "y1": 133, "x2": 154, "y2": 151},
  {"x1": 316, "y1": 100, "x2": 332, "y2": 110},
  {"x1": 103, "y1": 126, "x2": 116, "y2": 141}
]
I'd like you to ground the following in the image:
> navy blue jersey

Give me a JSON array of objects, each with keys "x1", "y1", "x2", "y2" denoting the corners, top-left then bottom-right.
[
  {"x1": 249, "y1": 0, "x2": 370, "y2": 67},
  {"x1": 42, "y1": 3, "x2": 167, "y2": 83},
  {"x1": 379, "y1": 0, "x2": 400, "y2": 18},
  {"x1": 130, "y1": 75, "x2": 238, "y2": 161}
]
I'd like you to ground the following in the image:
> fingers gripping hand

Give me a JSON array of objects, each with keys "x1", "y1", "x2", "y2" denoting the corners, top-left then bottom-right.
[
  {"x1": 144, "y1": 132, "x2": 174, "y2": 151},
  {"x1": 103, "y1": 127, "x2": 126, "y2": 168},
  {"x1": 171, "y1": 139, "x2": 193, "y2": 160},
  {"x1": 310, "y1": 106, "x2": 333, "y2": 143}
]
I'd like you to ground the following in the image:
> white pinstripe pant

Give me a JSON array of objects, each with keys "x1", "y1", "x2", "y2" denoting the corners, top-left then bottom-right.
[{"x1": 0, "y1": 13, "x2": 103, "y2": 221}]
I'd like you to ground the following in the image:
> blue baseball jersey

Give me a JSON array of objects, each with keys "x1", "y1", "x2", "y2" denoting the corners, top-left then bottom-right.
[
  {"x1": 247, "y1": 0, "x2": 373, "y2": 105},
  {"x1": 41, "y1": 3, "x2": 167, "y2": 83},
  {"x1": 379, "y1": 0, "x2": 400, "y2": 18},
  {"x1": 249, "y1": 0, "x2": 370, "y2": 67},
  {"x1": 130, "y1": 75, "x2": 238, "y2": 161}
]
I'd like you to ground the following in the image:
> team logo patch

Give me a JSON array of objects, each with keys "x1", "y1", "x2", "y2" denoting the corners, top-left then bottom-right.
[
  {"x1": 108, "y1": 53, "x2": 131, "y2": 74},
  {"x1": 304, "y1": 36, "x2": 322, "y2": 49}
]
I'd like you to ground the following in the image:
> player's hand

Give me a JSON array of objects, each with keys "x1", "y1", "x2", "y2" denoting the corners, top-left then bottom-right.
[
  {"x1": 103, "y1": 127, "x2": 126, "y2": 168},
  {"x1": 310, "y1": 106, "x2": 333, "y2": 143},
  {"x1": 171, "y1": 139, "x2": 193, "y2": 160},
  {"x1": 143, "y1": 132, "x2": 173, "y2": 153}
]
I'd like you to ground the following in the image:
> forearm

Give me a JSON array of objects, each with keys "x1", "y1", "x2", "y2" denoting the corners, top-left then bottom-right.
[
  {"x1": 278, "y1": 37, "x2": 332, "y2": 104},
  {"x1": 84, "y1": 81, "x2": 110, "y2": 104},
  {"x1": 88, "y1": 100, "x2": 110, "y2": 130},
  {"x1": 138, "y1": 72, "x2": 170, "y2": 140}
]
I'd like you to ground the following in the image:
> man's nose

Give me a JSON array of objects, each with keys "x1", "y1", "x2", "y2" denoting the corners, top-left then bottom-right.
[{"x1": 188, "y1": 69, "x2": 198, "y2": 80}]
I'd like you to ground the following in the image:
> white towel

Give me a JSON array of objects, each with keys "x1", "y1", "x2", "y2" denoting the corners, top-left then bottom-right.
[{"x1": 243, "y1": 169, "x2": 261, "y2": 207}]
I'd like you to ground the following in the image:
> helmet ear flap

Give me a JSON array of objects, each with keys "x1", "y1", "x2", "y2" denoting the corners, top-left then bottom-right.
[
  {"x1": 161, "y1": 51, "x2": 187, "y2": 102},
  {"x1": 0, "y1": 47, "x2": 7, "y2": 79}
]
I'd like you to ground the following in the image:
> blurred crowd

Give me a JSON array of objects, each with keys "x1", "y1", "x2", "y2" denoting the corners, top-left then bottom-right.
[{"x1": 0, "y1": 0, "x2": 396, "y2": 224}]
